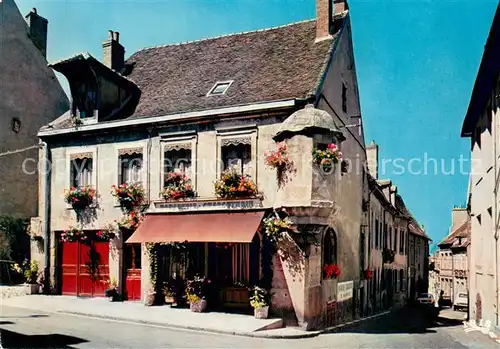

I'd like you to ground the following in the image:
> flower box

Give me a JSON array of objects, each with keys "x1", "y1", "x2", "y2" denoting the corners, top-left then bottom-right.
[
  {"x1": 312, "y1": 144, "x2": 342, "y2": 173},
  {"x1": 221, "y1": 287, "x2": 250, "y2": 307},
  {"x1": 111, "y1": 183, "x2": 145, "y2": 212},
  {"x1": 161, "y1": 172, "x2": 195, "y2": 200},
  {"x1": 64, "y1": 186, "x2": 96, "y2": 210},
  {"x1": 214, "y1": 168, "x2": 257, "y2": 199}
]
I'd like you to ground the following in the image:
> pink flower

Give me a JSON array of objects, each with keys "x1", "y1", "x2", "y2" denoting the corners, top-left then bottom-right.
[{"x1": 327, "y1": 144, "x2": 337, "y2": 150}]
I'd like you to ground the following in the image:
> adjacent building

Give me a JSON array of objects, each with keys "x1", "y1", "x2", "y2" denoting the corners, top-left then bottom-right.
[
  {"x1": 32, "y1": 0, "x2": 377, "y2": 330},
  {"x1": 434, "y1": 207, "x2": 470, "y2": 306},
  {"x1": 461, "y1": 2, "x2": 500, "y2": 327},
  {"x1": 364, "y1": 141, "x2": 429, "y2": 315},
  {"x1": 0, "y1": 0, "x2": 69, "y2": 218}
]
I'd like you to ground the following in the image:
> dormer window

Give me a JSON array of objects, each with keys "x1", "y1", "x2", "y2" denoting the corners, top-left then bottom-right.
[
  {"x1": 207, "y1": 81, "x2": 233, "y2": 96},
  {"x1": 73, "y1": 80, "x2": 98, "y2": 119}
]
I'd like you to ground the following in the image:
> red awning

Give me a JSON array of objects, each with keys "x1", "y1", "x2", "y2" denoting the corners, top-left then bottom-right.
[{"x1": 125, "y1": 211, "x2": 265, "y2": 244}]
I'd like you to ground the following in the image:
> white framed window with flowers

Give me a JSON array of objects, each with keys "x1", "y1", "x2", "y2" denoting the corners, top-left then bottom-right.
[
  {"x1": 65, "y1": 147, "x2": 98, "y2": 208},
  {"x1": 216, "y1": 126, "x2": 257, "y2": 181}
]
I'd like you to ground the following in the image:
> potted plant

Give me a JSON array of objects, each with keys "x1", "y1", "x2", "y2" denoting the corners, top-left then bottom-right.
[
  {"x1": 104, "y1": 277, "x2": 119, "y2": 301},
  {"x1": 111, "y1": 183, "x2": 145, "y2": 212},
  {"x1": 162, "y1": 280, "x2": 175, "y2": 305},
  {"x1": 64, "y1": 186, "x2": 96, "y2": 210},
  {"x1": 22, "y1": 259, "x2": 40, "y2": 294},
  {"x1": 185, "y1": 275, "x2": 210, "y2": 312},
  {"x1": 323, "y1": 263, "x2": 341, "y2": 280},
  {"x1": 312, "y1": 143, "x2": 343, "y2": 173},
  {"x1": 117, "y1": 211, "x2": 143, "y2": 233},
  {"x1": 161, "y1": 172, "x2": 196, "y2": 200},
  {"x1": 214, "y1": 168, "x2": 257, "y2": 199},
  {"x1": 250, "y1": 286, "x2": 270, "y2": 319}
]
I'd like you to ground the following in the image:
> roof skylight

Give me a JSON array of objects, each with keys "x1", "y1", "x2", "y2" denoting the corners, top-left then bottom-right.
[{"x1": 207, "y1": 81, "x2": 233, "y2": 96}]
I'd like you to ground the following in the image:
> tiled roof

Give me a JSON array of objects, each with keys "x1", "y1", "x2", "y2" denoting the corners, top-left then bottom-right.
[
  {"x1": 123, "y1": 20, "x2": 337, "y2": 119},
  {"x1": 438, "y1": 220, "x2": 471, "y2": 248}
]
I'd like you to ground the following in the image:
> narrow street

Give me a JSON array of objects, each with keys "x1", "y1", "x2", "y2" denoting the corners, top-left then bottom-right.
[{"x1": 0, "y1": 305, "x2": 497, "y2": 349}]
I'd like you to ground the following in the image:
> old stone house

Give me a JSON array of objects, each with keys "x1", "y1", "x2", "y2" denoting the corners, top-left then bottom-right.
[
  {"x1": 0, "y1": 0, "x2": 69, "y2": 218},
  {"x1": 435, "y1": 207, "x2": 470, "y2": 306},
  {"x1": 461, "y1": 1, "x2": 500, "y2": 327},
  {"x1": 34, "y1": 0, "x2": 379, "y2": 330},
  {"x1": 364, "y1": 141, "x2": 427, "y2": 314}
]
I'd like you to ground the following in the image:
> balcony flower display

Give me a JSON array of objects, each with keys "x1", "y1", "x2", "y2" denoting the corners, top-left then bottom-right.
[
  {"x1": 262, "y1": 216, "x2": 294, "y2": 242},
  {"x1": 64, "y1": 186, "x2": 96, "y2": 210},
  {"x1": 185, "y1": 275, "x2": 211, "y2": 312},
  {"x1": 161, "y1": 171, "x2": 195, "y2": 200},
  {"x1": 264, "y1": 142, "x2": 295, "y2": 186},
  {"x1": 312, "y1": 143, "x2": 343, "y2": 173},
  {"x1": 214, "y1": 168, "x2": 257, "y2": 199},
  {"x1": 323, "y1": 263, "x2": 341, "y2": 279},
  {"x1": 111, "y1": 183, "x2": 145, "y2": 212},
  {"x1": 60, "y1": 227, "x2": 86, "y2": 243}
]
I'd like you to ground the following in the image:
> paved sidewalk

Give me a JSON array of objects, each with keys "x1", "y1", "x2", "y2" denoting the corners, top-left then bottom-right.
[{"x1": 0, "y1": 295, "x2": 322, "y2": 338}]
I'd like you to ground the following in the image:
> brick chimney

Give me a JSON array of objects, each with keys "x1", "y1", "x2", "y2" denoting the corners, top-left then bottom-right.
[
  {"x1": 102, "y1": 30, "x2": 125, "y2": 72},
  {"x1": 366, "y1": 140, "x2": 379, "y2": 179},
  {"x1": 316, "y1": 0, "x2": 348, "y2": 41},
  {"x1": 25, "y1": 8, "x2": 48, "y2": 58}
]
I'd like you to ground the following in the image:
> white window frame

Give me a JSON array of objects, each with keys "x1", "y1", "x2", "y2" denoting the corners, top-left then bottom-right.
[
  {"x1": 65, "y1": 147, "x2": 98, "y2": 209},
  {"x1": 160, "y1": 132, "x2": 198, "y2": 199},
  {"x1": 216, "y1": 126, "x2": 257, "y2": 182},
  {"x1": 206, "y1": 80, "x2": 234, "y2": 96},
  {"x1": 115, "y1": 142, "x2": 148, "y2": 204}
]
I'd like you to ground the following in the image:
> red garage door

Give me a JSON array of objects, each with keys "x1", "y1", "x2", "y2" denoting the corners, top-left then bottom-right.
[{"x1": 60, "y1": 240, "x2": 110, "y2": 297}]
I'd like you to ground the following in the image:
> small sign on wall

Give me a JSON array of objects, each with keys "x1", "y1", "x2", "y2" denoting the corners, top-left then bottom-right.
[{"x1": 337, "y1": 281, "x2": 354, "y2": 302}]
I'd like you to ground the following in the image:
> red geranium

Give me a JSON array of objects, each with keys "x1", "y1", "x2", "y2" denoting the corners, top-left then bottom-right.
[{"x1": 323, "y1": 263, "x2": 341, "y2": 279}]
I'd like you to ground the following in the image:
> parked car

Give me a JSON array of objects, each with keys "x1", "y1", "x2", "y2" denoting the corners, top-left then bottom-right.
[
  {"x1": 417, "y1": 293, "x2": 435, "y2": 306},
  {"x1": 453, "y1": 292, "x2": 468, "y2": 311}
]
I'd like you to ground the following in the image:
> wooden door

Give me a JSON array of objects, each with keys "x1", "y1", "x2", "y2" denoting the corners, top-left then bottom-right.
[{"x1": 124, "y1": 243, "x2": 141, "y2": 300}]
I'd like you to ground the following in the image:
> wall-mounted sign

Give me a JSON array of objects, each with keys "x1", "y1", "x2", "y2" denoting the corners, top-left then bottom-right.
[{"x1": 337, "y1": 281, "x2": 354, "y2": 302}]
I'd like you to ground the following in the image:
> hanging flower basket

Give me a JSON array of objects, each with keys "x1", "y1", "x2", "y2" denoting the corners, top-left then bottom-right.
[
  {"x1": 264, "y1": 142, "x2": 295, "y2": 187},
  {"x1": 117, "y1": 211, "x2": 143, "y2": 233},
  {"x1": 95, "y1": 226, "x2": 117, "y2": 242},
  {"x1": 161, "y1": 172, "x2": 196, "y2": 200},
  {"x1": 323, "y1": 263, "x2": 341, "y2": 279},
  {"x1": 312, "y1": 144, "x2": 343, "y2": 173},
  {"x1": 382, "y1": 249, "x2": 396, "y2": 264},
  {"x1": 60, "y1": 227, "x2": 87, "y2": 243},
  {"x1": 262, "y1": 216, "x2": 293, "y2": 242},
  {"x1": 214, "y1": 168, "x2": 257, "y2": 199},
  {"x1": 362, "y1": 268, "x2": 373, "y2": 280},
  {"x1": 64, "y1": 186, "x2": 96, "y2": 210},
  {"x1": 111, "y1": 183, "x2": 145, "y2": 212}
]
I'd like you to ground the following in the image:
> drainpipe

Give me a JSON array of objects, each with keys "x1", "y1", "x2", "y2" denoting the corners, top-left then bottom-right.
[
  {"x1": 42, "y1": 141, "x2": 52, "y2": 294},
  {"x1": 493, "y1": 92, "x2": 499, "y2": 327},
  {"x1": 146, "y1": 127, "x2": 153, "y2": 204}
]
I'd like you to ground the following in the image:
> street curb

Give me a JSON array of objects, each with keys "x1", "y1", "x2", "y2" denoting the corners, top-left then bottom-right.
[
  {"x1": 59, "y1": 311, "x2": 320, "y2": 339},
  {"x1": 320, "y1": 310, "x2": 392, "y2": 334}
]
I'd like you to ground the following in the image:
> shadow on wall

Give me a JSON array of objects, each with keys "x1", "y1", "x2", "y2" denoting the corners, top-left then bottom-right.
[{"x1": 0, "y1": 329, "x2": 88, "y2": 348}]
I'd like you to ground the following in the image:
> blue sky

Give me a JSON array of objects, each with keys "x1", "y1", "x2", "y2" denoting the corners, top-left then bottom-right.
[{"x1": 17, "y1": 0, "x2": 497, "y2": 248}]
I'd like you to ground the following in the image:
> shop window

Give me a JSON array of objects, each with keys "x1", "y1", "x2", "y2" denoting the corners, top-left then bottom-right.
[
  {"x1": 222, "y1": 143, "x2": 251, "y2": 175},
  {"x1": 119, "y1": 153, "x2": 143, "y2": 184},
  {"x1": 323, "y1": 229, "x2": 337, "y2": 279},
  {"x1": 70, "y1": 157, "x2": 93, "y2": 188}
]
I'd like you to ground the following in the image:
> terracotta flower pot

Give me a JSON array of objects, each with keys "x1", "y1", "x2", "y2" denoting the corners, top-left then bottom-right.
[
  {"x1": 254, "y1": 306, "x2": 269, "y2": 319},
  {"x1": 190, "y1": 299, "x2": 207, "y2": 313},
  {"x1": 165, "y1": 296, "x2": 174, "y2": 304}
]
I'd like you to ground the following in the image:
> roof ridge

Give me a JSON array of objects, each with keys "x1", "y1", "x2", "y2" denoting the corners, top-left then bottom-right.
[{"x1": 133, "y1": 19, "x2": 315, "y2": 54}]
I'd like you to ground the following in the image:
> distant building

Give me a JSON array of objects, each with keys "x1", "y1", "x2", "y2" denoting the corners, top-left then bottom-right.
[
  {"x1": 365, "y1": 141, "x2": 429, "y2": 314},
  {"x1": 461, "y1": 2, "x2": 500, "y2": 326},
  {"x1": 0, "y1": 0, "x2": 69, "y2": 218}
]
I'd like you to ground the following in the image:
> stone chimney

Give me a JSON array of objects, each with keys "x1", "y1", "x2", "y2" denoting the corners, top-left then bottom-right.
[
  {"x1": 450, "y1": 207, "x2": 468, "y2": 234},
  {"x1": 25, "y1": 8, "x2": 48, "y2": 58},
  {"x1": 102, "y1": 30, "x2": 125, "y2": 71},
  {"x1": 366, "y1": 140, "x2": 379, "y2": 179},
  {"x1": 316, "y1": 0, "x2": 348, "y2": 41}
]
